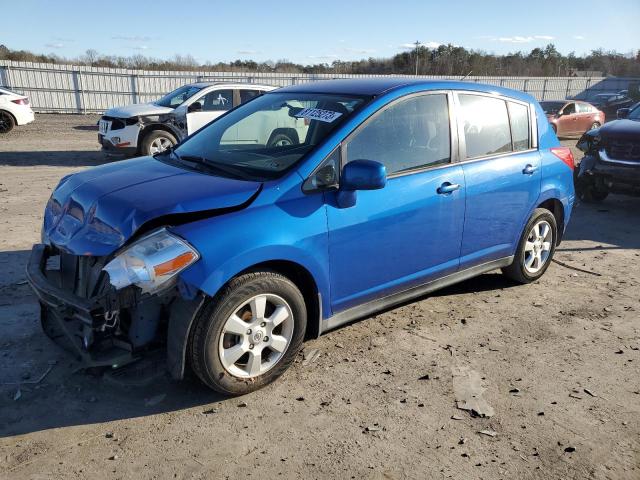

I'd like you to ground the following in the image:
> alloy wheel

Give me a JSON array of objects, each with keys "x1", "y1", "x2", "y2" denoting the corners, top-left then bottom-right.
[
  {"x1": 0, "y1": 112, "x2": 11, "y2": 133},
  {"x1": 218, "y1": 293, "x2": 294, "y2": 378},
  {"x1": 523, "y1": 220, "x2": 553, "y2": 274},
  {"x1": 149, "y1": 137, "x2": 172, "y2": 154}
]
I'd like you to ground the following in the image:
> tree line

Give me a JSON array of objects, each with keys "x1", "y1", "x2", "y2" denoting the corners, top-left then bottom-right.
[{"x1": 1, "y1": 43, "x2": 639, "y2": 77}]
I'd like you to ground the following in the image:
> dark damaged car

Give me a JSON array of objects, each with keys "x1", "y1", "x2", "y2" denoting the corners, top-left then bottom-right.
[{"x1": 575, "y1": 102, "x2": 640, "y2": 202}]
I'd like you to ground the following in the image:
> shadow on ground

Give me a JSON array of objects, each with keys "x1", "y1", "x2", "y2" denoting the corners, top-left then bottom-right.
[{"x1": 0, "y1": 151, "x2": 110, "y2": 168}]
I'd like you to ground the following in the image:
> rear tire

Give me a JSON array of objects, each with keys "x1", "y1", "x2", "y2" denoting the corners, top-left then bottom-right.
[
  {"x1": 502, "y1": 208, "x2": 557, "y2": 284},
  {"x1": 589, "y1": 122, "x2": 600, "y2": 131},
  {"x1": 189, "y1": 271, "x2": 307, "y2": 395},
  {"x1": 0, "y1": 110, "x2": 15, "y2": 134},
  {"x1": 141, "y1": 130, "x2": 177, "y2": 156}
]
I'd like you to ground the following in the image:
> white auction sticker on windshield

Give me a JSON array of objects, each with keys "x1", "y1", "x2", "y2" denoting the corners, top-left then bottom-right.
[{"x1": 295, "y1": 107, "x2": 343, "y2": 123}]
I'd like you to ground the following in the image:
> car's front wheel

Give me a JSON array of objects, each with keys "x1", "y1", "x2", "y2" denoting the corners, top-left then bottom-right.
[
  {"x1": 189, "y1": 271, "x2": 307, "y2": 395},
  {"x1": 141, "y1": 130, "x2": 176, "y2": 156},
  {"x1": 502, "y1": 208, "x2": 557, "y2": 284}
]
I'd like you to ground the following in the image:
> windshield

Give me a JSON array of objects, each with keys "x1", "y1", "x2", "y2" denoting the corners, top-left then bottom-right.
[
  {"x1": 172, "y1": 92, "x2": 370, "y2": 180},
  {"x1": 629, "y1": 103, "x2": 640, "y2": 121},
  {"x1": 540, "y1": 101, "x2": 565, "y2": 115},
  {"x1": 155, "y1": 85, "x2": 204, "y2": 108}
]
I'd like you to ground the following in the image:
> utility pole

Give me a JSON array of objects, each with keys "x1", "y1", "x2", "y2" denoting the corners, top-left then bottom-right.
[{"x1": 414, "y1": 40, "x2": 421, "y2": 75}]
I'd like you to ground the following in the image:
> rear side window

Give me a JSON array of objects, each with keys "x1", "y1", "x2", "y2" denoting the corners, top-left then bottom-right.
[
  {"x1": 346, "y1": 93, "x2": 451, "y2": 175},
  {"x1": 458, "y1": 94, "x2": 511, "y2": 158},
  {"x1": 508, "y1": 102, "x2": 530, "y2": 151},
  {"x1": 577, "y1": 103, "x2": 591, "y2": 113},
  {"x1": 200, "y1": 89, "x2": 234, "y2": 111}
]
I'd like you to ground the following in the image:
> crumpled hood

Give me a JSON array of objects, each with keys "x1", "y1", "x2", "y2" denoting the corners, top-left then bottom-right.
[
  {"x1": 104, "y1": 103, "x2": 173, "y2": 118},
  {"x1": 43, "y1": 157, "x2": 262, "y2": 256},
  {"x1": 597, "y1": 119, "x2": 640, "y2": 142}
]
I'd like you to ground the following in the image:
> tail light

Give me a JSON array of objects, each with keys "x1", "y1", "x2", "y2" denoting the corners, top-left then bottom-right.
[
  {"x1": 550, "y1": 147, "x2": 575, "y2": 171},
  {"x1": 11, "y1": 98, "x2": 29, "y2": 105}
]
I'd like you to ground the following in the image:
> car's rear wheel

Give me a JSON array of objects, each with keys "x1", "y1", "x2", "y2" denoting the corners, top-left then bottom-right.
[
  {"x1": 0, "y1": 110, "x2": 16, "y2": 134},
  {"x1": 189, "y1": 271, "x2": 307, "y2": 395},
  {"x1": 141, "y1": 130, "x2": 176, "y2": 156},
  {"x1": 589, "y1": 122, "x2": 601, "y2": 130},
  {"x1": 502, "y1": 208, "x2": 557, "y2": 284},
  {"x1": 267, "y1": 131, "x2": 296, "y2": 147}
]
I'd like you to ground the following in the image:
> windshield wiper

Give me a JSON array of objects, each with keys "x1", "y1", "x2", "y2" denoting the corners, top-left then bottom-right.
[{"x1": 177, "y1": 154, "x2": 255, "y2": 181}]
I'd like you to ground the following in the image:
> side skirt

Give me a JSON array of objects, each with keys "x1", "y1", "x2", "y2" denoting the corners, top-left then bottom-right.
[{"x1": 320, "y1": 256, "x2": 514, "y2": 334}]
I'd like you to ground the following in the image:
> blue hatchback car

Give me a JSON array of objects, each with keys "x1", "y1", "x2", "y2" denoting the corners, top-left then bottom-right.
[{"x1": 28, "y1": 79, "x2": 575, "y2": 394}]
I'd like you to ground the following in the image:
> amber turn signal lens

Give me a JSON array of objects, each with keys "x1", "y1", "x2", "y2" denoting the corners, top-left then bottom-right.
[{"x1": 153, "y1": 252, "x2": 197, "y2": 277}]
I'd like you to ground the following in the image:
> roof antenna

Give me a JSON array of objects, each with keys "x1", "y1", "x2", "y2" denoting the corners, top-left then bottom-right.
[{"x1": 460, "y1": 70, "x2": 473, "y2": 81}]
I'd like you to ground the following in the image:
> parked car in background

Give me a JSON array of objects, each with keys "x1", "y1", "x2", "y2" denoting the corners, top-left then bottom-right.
[
  {"x1": 590, "y1": 93, "x2": 635, "y2": 118},
  {"x1": 575, "y1": 102, "x2": 640, "y2": 202},
  {"x1": 29, "y1": 79, "x2": 575, "y2": 395},
  {"x1": 540, "y1": 100, "x2": 604, "y2": 136},
  {"x1": 0, "y1": 86, "x2": 34, "y2": 134},
  {"x1": 98, "y1": 82, "x2": 280, "y2": 157}
]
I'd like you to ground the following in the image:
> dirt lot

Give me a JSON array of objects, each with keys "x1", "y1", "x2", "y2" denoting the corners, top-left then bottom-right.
[{"x1": 0, "y1": 115, "x2": 639, "y2": 480}]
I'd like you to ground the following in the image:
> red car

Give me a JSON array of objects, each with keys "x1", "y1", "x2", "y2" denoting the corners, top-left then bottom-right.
[{"x1": 540, "y1": 100, "x2": 605, "y2": 136}]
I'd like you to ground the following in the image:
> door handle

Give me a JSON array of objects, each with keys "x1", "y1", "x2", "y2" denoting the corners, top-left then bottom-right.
[
  {"x1": 522, "y1": 164, "x2": 538, "y2": 175},
  {"x1": 437, "y1": 182, "x2": 461, "y2": 195}
]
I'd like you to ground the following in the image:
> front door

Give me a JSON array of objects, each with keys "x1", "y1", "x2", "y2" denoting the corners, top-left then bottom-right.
[
  {"x1": 455, "y1": 93, "x2": 541, "y2": 268},
  {"x1": 556, "y1": 102, "x2": 578, "y2": 135},
  {"x1": 186, "y1": 89, "x2": 234, "y2": 134},
  {"x1": 326, "y1": 92, "x2": 466, "y2": 313}
]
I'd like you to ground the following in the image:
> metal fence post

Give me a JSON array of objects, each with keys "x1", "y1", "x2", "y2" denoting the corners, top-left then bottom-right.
[
  {"x1": 523, "y1": 79, "x2": 529, "y2": 96},
  {"x1": 130, "y1": 74, "x2": 138, "y2": 104},
  {"x1": 542, "y1": 79, "x2": 547, "y2": 100},
  {"x1": 565, "y1": 78, "x2": 571, "y2": 99},
  {"x1": 71, "y1": 70, "x2": 84, "y2": 114}
]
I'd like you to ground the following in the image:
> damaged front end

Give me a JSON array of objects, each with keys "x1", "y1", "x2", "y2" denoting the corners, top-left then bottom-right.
[
  {"x1": 27, "y1": 229, "x2": 203, "y2": 378},
  {"x1": 575, "y1": 128, "x2": 640, "y2": 199}
]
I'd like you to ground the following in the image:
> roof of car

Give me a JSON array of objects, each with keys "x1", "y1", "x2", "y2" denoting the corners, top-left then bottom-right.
[
  {"x1": 190, "y1": 82, "x2": 275, "y2": 89},
  {"x1": 274, "y1": 78, "x2": 535, "y2": 102}
]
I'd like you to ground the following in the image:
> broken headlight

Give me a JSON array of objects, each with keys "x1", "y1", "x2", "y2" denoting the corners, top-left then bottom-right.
[{"x1": 103, "y1": 228, "x2": 199, "y2": 294}]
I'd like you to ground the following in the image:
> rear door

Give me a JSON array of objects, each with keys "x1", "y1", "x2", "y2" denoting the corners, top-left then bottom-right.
[
  {"x1": 186, "y1": 89, "x2": 234, "y2": 134},
  {"x1": 456, "y1": 93, "x2": 541, "y2": 268},
  {"x1": 557, "y1": 102, "x2": 578, "y2": 135},
  {"x1": 575, "y1": 103, "x2": 595, "y2": 132},
  {"x1": 326, "y1": 92, "x2": 466, "y2": 312}
]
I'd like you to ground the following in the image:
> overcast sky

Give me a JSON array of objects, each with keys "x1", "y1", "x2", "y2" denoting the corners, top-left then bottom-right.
[{"x1": 2, "y1": 0, "x2": 639, "y2": 64}]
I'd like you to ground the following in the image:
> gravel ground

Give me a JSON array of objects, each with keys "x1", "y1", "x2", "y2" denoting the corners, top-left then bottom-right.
[{"x1": 0, "y1": 114, "x2": 639, "y2": 480}]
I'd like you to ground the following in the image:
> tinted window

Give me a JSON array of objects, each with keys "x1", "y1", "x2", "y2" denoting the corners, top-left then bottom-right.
[
  {"x1": 509, "y1": 102, "x2": 530, "y2": 151},
  {"x1": 240, "y1": 89, "x2": 262, "y2": 104},
  {"x1": 563, "y1": 103, "x2": 576, "y2": 115},
  {"x1": 346, "y1": 94, "x2": 450, "y2": 174},
  {"x1": 540, "y1": 101, "x2": 565, "y2": 115},
  {"x1": 459, "y1": 94, "x2": 511, "y2": 158},
  {"x1": 200, "y1": 89, "x2": 233, "y2": 111}
]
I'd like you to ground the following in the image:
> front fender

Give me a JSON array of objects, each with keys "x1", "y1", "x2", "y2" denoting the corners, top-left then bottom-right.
[{"x1": 171, "y1": 183, "x2": 331, "y2": 317}]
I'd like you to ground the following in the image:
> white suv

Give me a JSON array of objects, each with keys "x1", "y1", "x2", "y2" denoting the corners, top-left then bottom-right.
[
  {"x1": 99, "y1": 82, "x2": 276, "y2": 157},
  {"x1": 0, "y1": 87, "x2": 35, "y2": 134}
]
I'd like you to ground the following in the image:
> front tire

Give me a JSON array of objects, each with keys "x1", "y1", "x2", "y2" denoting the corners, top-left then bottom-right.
[
  {"x1": 502, "y1": 208, "x2": 557, "y2": 284},
  {"x1": 141, "y1": 130, "x2": 177, "y2": 156},
  {"x1": 189, "y1": 271, "x2": 307, "y2": 395}
]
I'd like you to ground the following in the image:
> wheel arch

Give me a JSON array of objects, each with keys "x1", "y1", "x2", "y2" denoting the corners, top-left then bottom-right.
[
  {"x1": 536, "y1": 197, "x2": 565, "y2": 245},
  {"x1": 138, "y1": 123, "x2": 181, "y2": 154},
  {"x1": 0, "y1": 108, "x2": 17, "y2": 126},
  {"x1": 267, "y1": 128, "x2": 299, "y2": 146}
]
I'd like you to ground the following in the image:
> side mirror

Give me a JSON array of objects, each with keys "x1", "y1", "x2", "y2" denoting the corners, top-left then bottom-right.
[
  {"x1": 336, "y1": 159, "x2": 386, "y2": 208},
  {"x1": 617, "y1": 108, "x2": 630, "y2": 119},
  {"x1": 341, "y1": 159, "x2": 387, "y2": 191},
  {"x1": 188, "y1": 102, "x2": 202, "y2": 113}
]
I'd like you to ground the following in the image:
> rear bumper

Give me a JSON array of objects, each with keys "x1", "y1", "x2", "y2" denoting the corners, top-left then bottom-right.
[{"x1": 14, "y1": 107, "x2": 34, "y2": 126}]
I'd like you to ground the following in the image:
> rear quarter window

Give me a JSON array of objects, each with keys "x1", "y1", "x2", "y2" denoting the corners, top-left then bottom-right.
[{"x1": 508, "y1": 102, "x2": 530, "y2": 151}]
